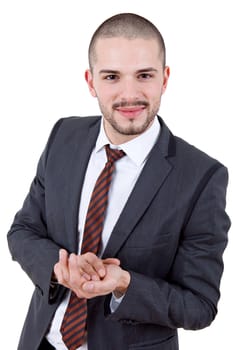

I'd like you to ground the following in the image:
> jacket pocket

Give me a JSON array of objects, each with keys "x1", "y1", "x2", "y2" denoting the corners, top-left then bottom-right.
[{"x1": 129, "y1": 335, "x2": 178, "y2": 350}]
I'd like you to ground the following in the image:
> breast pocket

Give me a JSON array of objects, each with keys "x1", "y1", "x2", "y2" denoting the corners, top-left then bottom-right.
[
  {"x1": 118, "y1": 232, "x2": 177, "y2": 277},
  {"x1": 129, "y1": 335, "x2": 178, "y2": 350}
]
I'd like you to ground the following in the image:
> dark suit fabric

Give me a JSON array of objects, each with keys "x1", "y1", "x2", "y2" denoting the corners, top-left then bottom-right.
[{"x1": 8, "y1": 116, "x2": 230, "y2": 350}]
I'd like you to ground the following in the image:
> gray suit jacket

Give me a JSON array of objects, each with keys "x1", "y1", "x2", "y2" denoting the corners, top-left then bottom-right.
[{"x1": 8, "y1": 116, "x2": 230, "y2": 350}]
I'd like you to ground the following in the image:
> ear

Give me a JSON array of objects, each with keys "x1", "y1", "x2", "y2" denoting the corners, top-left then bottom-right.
[
  {"x1": 85, "y1": 69, "x2": 97, "y2": 97},
  {"x1": 162, "y1": 66, "x2": 170, "y2": 94}
]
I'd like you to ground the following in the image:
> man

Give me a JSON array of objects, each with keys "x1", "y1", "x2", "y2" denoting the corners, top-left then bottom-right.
[{"x1": 8, "y1": 13, "x2": 230, "y2": 350}]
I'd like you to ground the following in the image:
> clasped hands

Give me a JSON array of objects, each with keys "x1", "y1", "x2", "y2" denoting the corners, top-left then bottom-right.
[{"x1": 54, "y1": 249, "x2": 130, "y2": 299}]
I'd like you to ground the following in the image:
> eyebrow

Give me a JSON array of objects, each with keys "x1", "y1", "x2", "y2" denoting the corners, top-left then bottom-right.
[
  {"x1": 137, "y1": 67, "x2": 159, "y2": 73},
  {"x1": 99, "y1": 67, "x2": 158, "y2": 75}
]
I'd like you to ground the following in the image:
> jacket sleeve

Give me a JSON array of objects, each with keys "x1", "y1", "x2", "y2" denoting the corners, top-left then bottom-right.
[
  {"x1": 7, "y1": 119, "x2": 65, "y2": 303},
  {"x1": 105, "y1": 165, "x2": 231, "y2": 330}
]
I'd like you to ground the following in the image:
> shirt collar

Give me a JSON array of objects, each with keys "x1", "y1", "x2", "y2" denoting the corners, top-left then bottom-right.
[{"x1": 95, "y1": 116, "x2": 161, "y2": 167}]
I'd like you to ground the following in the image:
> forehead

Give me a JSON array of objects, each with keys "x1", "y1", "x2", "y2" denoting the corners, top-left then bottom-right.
[{"x1": 93, "y1": 37, "x2": 162, "y2": 71}]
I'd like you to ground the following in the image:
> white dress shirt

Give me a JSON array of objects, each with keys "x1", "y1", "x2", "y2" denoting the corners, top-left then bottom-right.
[{"x1": 46, "y1": 116, "x2": 160, "y2": 349}]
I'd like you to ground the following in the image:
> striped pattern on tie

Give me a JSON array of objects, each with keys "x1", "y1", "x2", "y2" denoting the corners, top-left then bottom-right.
[{"x1": 60, "y1": 145, "x2": 125, "y2": 350}]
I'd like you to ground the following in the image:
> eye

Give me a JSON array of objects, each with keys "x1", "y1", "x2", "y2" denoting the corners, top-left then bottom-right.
[
  {"x1": 138, "y1": 73, "x2": 153, "y2": 80},
  {"x1": 104, "y1": 74, "x2": 119, "y2": 81}
]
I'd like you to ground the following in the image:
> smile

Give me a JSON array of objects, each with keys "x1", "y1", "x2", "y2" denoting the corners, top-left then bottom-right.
[{"x1": 115, "y1": 106, "x2": 146, "y2": 118}]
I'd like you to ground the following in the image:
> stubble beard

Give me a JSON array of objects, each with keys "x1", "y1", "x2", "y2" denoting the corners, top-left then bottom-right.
[
  {"x1": 99, "y1": 102, "x2": 160, "y2": 137},
  {"x1": 106, "y1": 112, "x2": 156, "y2": 136}
]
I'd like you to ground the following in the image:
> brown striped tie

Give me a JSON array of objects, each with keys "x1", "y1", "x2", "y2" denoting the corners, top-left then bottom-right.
[{"x1": 60, "y1": 145, "x2": 125, "y2": 350}]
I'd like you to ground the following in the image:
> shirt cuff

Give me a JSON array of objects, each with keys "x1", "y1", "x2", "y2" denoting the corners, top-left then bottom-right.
[{"x1": 110, "y1": 292, "x2": 125, "y2": 313}]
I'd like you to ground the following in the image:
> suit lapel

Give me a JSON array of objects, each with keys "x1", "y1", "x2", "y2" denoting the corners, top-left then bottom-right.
[
  {"x1": 102, "y1": 119, "x2": 175, "y2": 258},
  {"x1": 64, "y1": 117, "x2": 101, "y2": 251}
]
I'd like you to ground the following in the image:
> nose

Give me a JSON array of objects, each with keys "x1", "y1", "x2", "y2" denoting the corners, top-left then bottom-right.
[{"x1": 118, "y1": 77, "x2": 140, "y2": 102}]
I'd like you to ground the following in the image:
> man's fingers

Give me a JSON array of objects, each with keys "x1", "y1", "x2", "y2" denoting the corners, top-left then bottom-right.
[
  {"x1": 59, "y1": 249, "x2": 70, "y2": 282},
  {"x1": 68, "y1": 253, "x2": 82, "y2": 285},
  {"x1": 59, "y1": 248, "x2": 69, "y2": 263},
  {"x1": 82, "y1": 278, "x2": 116, "y2": 296},
  {"x1": 54, "y1": 250, "x2": 121, "y2": 292},
  {"x1": 53, "y1": 262, "x2": 62, "y2": 282},
  {"x1": 79, "y1": 253, "x2": 106, "y2": 279},
  {"x1": 53, "y1": 249, "x2": 70, "y2": 286}
]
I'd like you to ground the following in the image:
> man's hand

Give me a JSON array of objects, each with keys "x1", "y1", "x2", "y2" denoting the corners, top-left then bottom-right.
[
  {"x1": 82, "y1": 263, "x2": 131, "y2": 298},
  {"x1": 53, "y1": 249, "x2": 129, "y2": 298}
]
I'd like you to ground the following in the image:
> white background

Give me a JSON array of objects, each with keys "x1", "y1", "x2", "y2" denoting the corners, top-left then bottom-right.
[{"x1": 0, "y1": 1, "x2": 232, "y2": 349}]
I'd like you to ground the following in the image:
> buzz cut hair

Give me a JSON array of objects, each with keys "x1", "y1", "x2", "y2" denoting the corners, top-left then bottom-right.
[{"x1": 88, "y1": 13, "x2": 166, "y2": 71}]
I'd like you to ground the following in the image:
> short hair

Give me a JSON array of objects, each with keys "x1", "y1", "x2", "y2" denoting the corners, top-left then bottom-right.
[{"x1": 88, "y1": 13, "x2": 166, "y2": 70}]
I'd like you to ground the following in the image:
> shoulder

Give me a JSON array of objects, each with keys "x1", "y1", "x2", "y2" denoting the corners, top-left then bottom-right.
[
  {"x1": 44, "y1": 116, "x2": 101, "y2": 160},
  {"x1": 159, "y1": 117, "x2": 227, "y2": 185},
  {"x1": 58, "y1": 115, "x2": 101, "y2": 130},
  {"x1": 159, "y1": 117, "x2": 224, "y2": 169},
  {"x1": 174, "y1": 135, "x2": 228, "y2": 186},
  {"x1": 48, "y1": 115, "x2": 101, "y2": 142},
  {"x1": 174, "y1": 135, "x2": 220, "y2": 165}
]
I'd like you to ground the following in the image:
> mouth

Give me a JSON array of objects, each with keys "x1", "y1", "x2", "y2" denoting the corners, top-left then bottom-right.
[
  {"x1": 115, "y1": 106, "x2": 146, "y2": 118},
  {"x1": 113, "y1": 100, "x2": 148, "y2": 119}
]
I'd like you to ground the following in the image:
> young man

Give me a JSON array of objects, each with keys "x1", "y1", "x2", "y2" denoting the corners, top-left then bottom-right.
[{"x1": 8, "y1": 13, "x2": 230, "y2": 350}]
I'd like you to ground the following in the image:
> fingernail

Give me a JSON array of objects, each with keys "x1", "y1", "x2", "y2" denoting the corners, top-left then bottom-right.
[
  {"x1": 99, "y1": 269, "x2": 105, "y2": 277},
  {"x1": 82, "y1": 273, "x2": 91, "y2": 281},
  {"x1": 92, "y1": 275, "x2": 99, "y2": 281}
]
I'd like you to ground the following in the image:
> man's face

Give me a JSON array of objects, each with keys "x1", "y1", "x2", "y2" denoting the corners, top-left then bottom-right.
[{"x1": 85, "y1": 37, "x2": 170, "y2": 144}]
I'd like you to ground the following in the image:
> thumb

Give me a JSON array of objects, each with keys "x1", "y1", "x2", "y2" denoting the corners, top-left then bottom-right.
[{"x1": 103, "y1": 258, "x2": 120, "y2": 266}]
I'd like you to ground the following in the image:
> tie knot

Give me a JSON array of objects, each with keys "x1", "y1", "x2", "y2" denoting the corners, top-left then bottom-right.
[{"x1": 105, "y1": 144, "x2": 125, "y2": 164}]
